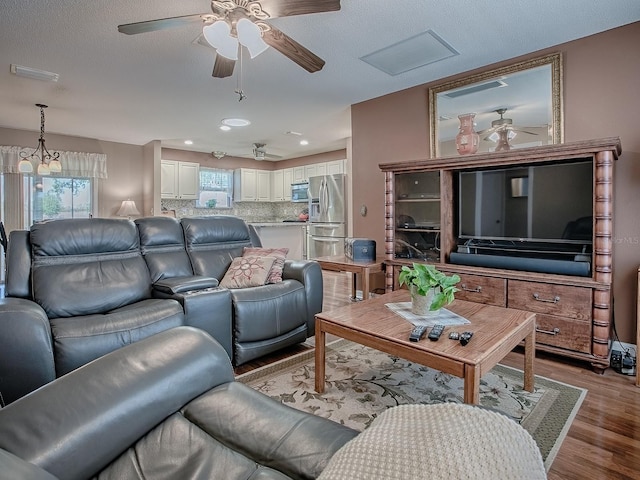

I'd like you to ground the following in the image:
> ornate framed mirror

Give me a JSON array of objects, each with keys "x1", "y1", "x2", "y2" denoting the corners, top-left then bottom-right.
[{"x1": 428, "y1": 53, "x2": 563, "y2": 158}]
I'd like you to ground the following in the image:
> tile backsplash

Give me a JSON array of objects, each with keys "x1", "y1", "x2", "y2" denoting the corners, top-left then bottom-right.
[{"x1": 161, "y1": 199, "x2": 305, "y2": 222}]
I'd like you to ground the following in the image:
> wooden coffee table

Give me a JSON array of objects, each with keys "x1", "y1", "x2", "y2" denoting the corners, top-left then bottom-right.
[{"x1": 315, "y1": 290, "x2": 536, "y2": 404}]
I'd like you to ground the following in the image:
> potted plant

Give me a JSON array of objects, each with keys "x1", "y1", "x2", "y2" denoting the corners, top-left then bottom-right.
[{"x1": 398, "y1": 263, "x2": 461, "y2": 316}]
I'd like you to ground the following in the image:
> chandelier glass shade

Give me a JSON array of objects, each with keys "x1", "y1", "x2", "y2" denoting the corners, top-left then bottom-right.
[
  {"x1": 18, "y1": 104, "x2": 61, "y2": 176},
  {"x1": 203, "y1": 19, "x2": 268, "y2": 60}
]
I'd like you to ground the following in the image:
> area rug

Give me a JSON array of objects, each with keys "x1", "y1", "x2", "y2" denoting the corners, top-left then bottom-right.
[{"x1": 238, "y1": 339, "x2": 587, "y2": 470}]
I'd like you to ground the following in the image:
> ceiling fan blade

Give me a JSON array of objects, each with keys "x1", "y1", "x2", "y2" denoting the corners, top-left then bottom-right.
[
  {"x1": 255, "y1": 0, "x2": 340, "y2": 18},
  {"x1": 212, "y1": 55, "x2": 235, "y2": 78},
  {"x1": 262, "y1": 25, "x2": 325, "y2": 73},
  {"x1": 118, "y1": 14, "x2": 207, "y2": 35}
]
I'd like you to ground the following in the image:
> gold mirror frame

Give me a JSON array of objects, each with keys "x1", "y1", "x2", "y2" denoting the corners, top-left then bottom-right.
[{"x1": 428, "y1": 53, "x2": 563, "y2": 158}]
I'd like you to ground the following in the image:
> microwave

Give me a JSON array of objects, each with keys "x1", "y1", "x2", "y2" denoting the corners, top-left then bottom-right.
[{"x1": 291, "y1": 182, "x2": 310, "y2": 203}]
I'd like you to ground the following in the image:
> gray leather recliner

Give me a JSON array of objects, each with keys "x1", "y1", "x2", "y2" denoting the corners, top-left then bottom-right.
[
  {"x1": 0, "y1": 215, "x2": 323, "y2": 406},
  {"x1": 0, "y1": 327, "x2": 358, "y2": 480}
]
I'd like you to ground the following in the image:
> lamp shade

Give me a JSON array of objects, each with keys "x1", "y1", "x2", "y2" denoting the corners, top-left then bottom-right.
[
  {"x1": 116, "y1": 200, "x2": 140, "y2": 217},
  {"x1": 203, "y1": 21, "x2": 239, "y2": 60},
  {"x1": 237, "y1": 18, "x2": 269, "y2": 58}
]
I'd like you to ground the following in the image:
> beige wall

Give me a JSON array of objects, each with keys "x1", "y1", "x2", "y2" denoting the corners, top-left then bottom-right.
[
  {"x1": 0, "y1": 127, "x2": 145, "y2": 218},
  {"x1": 351, "y1": 22, "x2": 640, "y2": 343}
]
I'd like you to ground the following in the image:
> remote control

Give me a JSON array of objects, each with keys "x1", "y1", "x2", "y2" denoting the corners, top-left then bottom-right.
[
  {"x1": 409, "y1": 325, "x2": 429, "y2": 342},
  {"x1": 428, "y1": 324, "x2": 445, "y2": 341},
  {"x1": 459, "y1": 331, "x2": 474, "y2": 346}
]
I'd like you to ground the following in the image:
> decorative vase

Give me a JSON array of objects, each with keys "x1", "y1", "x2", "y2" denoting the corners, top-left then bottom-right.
[
  {"x1": 410, "y1": 285, "x2": 441, "y2": 317},
  {"x1": 455, "y1": 113, "x2": 480, "y2": 155}
]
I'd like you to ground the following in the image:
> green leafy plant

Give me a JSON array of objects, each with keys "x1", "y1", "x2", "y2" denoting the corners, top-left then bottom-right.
[
  {"x1": 398, "y1": 263, "x2": 461, "y2": 311},
  {"x1": 206, "y1": 199, "x2": 217, "y2": 208}
]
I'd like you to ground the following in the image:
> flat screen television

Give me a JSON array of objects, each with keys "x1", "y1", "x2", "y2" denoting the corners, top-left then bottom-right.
[{"x1": 453, "y1": 159, "x2": 594, "y2": 276}]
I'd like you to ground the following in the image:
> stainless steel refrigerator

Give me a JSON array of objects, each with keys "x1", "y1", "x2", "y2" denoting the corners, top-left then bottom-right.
[{"x1": 307, "y1": 173, "x2": 346, "y2": 258}]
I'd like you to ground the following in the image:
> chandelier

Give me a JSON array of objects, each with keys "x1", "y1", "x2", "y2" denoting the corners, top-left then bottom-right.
[{"x1": 18, "y1": 104, "x2": 62, "y2": 176}]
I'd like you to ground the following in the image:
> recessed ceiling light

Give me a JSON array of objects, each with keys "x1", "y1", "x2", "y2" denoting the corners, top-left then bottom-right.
[
  {"x1": 219, "y1": 125, "x2": 231, "y2": 131},
  {"x1": 221, "y1": 118, "x2": 251, "y2": 127},
  {"x1": 184, "y1": 140, "x2": 193, "y2": 145},
  {"x1": 300, "y1": 140, "x2": 309, "y2": 146}
]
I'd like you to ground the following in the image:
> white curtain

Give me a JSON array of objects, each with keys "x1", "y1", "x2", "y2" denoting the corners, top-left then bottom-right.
[{"x1": 0, "y1": 145, "x2": 108, "y2": 178}]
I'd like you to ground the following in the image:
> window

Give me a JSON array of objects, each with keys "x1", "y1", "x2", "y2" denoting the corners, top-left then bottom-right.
[
  {"x1": 24, "y1": 176, "x2": 93, "y2": 224},
  {"x1": 196, "y1": 167, "x2": 233, "y2": 209}
]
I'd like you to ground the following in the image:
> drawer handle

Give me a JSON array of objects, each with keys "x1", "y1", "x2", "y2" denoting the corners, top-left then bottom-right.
[
  {"x1": 461, "y1": 283, "x2": 482, "y2": 293},
  {"x1": 533, "y1": 293, "x2": 560, "y2": 304},
  {"x1": 536, "y1": 327, "x2": 561, "y2": 336}
]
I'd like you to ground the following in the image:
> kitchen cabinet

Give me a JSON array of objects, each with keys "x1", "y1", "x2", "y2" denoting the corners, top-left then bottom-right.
[
  {"x1": 234, "y1": 168, "x2": 271, "y2": 202},
  {"x1": 161, "y1": 160, "x2": 199, "y2": 200},
  {"x1": 271, "y1": 168, "x2": 293, "y2": 201},
  {"x1": 293, "y1": 166, "x2": 305, "y2": 183},
  {"x1": 327, "y1": 159, "x2": 345, "y2": 175},
  {"x1": 304, "y1": 164, "x2": 318, "y2": 181}
]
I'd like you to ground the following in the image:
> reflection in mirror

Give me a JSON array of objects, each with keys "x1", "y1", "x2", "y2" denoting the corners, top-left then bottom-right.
[{"x1": 429, "y1": 53, "x2": 563, "y2": 157}]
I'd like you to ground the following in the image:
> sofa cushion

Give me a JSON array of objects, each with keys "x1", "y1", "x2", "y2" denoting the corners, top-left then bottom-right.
[
  {"x1": 95, "y1": 412, "x2": 293, "y2": 480},
  {"x1": 136, "y1": 217, "x2": 194, "y2": 282},
  {"x1": 50, "y1": 299, "x2": 185, "y2": 376},
  {"x1": 243, "y1": 247, "x2": 288, "y2": 284},
  {"x1": 220, "y1": 256, "x2": 276, "y2": 289},
  {"x1": 182, "y1": 216, "x2": 254, "y2": 279},
  {"x1": 29, "y1": 219, "x2": 151, "y2": 318}
]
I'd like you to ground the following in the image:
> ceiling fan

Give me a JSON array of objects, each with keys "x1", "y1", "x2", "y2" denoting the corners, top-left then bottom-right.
[
  {"x1": 118, "y1": 0, "x2": 341, "y2": 78},
  {"x1": 478, "y1": 108, "x2": 538, "y2": 151},
  {"x1": 252, "y1": 143, "x2": 282, "y2": 160}
]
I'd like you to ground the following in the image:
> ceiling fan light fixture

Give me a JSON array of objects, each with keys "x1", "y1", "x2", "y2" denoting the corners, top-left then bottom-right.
[
  {"x1": 203, "y1": 20, "x2": 238, "y2": 60},
  {"x1": 236, "y1": 18, "x2": 269, "y2": 58}
]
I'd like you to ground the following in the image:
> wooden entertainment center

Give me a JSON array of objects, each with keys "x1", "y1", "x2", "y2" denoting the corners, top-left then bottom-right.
[{"x1": 380, "y1": 137, "x2": 621, "y2": 372}]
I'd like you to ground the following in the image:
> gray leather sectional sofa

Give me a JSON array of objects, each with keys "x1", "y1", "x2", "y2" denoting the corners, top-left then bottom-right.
[
  {"x1": 0, "y1": 326, "x2": 357, "y2": 479},
  {"x1": 0, "y1": 215, "x2": 322, "y2": 405}
]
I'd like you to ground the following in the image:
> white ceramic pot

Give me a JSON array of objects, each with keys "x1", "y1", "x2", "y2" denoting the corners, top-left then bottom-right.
[{"x1": 410, "y1": 285, "x2": 441, "y2": 317}]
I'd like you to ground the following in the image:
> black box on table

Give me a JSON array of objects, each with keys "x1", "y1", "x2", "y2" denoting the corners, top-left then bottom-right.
[{"x1": 344, "y1": 238, "x2": 376, "y2": 261}]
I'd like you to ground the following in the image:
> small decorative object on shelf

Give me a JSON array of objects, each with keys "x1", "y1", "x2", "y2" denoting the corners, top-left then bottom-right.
[
  {"x1": 398, "y1": 263, "x2": 460, "y2": 316},
  {"x1": 455, "y1": 113, "x2": 480, "y2": 155}
]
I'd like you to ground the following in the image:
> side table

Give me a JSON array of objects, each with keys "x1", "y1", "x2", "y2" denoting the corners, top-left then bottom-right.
[{"x1": 313, "y1": 255, "x2": 385, "y2": 301}]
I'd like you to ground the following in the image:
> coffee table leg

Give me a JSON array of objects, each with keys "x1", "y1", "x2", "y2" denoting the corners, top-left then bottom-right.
[
  {"x1": 464, "y1": 364, "x2": 480, "y2": 404},
  {"x1": 523, "y1": 327, "x2": 535, "y2": 393},
  {"x1": 315, "y1": 321, "x2": 326, "y2": 393}
]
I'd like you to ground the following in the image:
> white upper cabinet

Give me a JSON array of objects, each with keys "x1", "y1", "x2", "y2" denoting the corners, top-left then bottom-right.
[
  {"x1": 234, "y1": 168, "x2": 271, "y2": 202},
  {"x1": 161, "y1": 160, "x2": 199, "y2": 200},
  {"x1": 327, "y1": 160, "x2": 345, "y2": 175},
  {"x1": 271, "y1": 168, "x2": 294, "y2": 201}
]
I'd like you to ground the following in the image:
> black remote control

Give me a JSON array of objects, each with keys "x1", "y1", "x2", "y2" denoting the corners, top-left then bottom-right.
[
  {"x1": 428, "y1": 324, "x2": 445, "y2": 341},
  {"x1": 409, "y1": 325, "x2": 429, "y2": 342},
  {"x1": 459, "y1": 331, "x2": 474, "y2": 346}
]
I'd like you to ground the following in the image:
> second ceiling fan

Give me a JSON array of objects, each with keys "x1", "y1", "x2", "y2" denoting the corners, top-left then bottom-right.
[{"x1": 118, "y1": 0, "x2": 341, "y2": 78}]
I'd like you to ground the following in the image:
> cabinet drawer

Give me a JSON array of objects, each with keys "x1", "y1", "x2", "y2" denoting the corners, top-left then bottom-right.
[
  {"x1": 455, "y1": 274, "x2": 506, "y2": 307},
  {"x1": 508, "y1": 280, "x2": 591, "y2": 320},
  {"x1": 535, "y1": 314, "x2": 592, "y2": 353}
]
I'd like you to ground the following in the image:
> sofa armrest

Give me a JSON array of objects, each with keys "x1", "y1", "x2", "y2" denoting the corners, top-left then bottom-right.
[
  {"x1": 282, "y1": 260, "x2": 323, "y2": 336},
  {"x1": 0, "y1": 298, "x2": 55, "y2": 406},
  {"x1": 0, "y1": 327, "x2": 234, "y2": 480},
  {"x1": 153, "y1": 287, "x2": 233, "y2": 359},
  {"x1": 153, "y1": 275, "x2": 219, "y2": 294}
]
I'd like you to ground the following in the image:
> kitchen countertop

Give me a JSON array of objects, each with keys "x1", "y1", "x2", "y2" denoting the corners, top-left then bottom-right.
[{"x1": 249, "y1": 222, "x2": 308, "y2": 227}]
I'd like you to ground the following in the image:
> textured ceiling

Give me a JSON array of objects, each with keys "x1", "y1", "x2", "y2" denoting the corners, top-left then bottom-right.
[{"x1": 1, "y1": 0, "x2": 639, "y2": 160}]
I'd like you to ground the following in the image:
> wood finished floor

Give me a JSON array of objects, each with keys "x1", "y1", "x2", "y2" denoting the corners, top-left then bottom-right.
[{"x1": 236, "y1": 271, "x2": 640, "y2": 479}]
